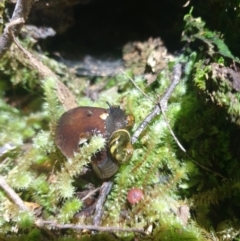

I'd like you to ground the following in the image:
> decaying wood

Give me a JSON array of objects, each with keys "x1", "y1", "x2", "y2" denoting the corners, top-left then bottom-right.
[{"x1": 36, "y1": 220, "x2": 145, "y2": 234}]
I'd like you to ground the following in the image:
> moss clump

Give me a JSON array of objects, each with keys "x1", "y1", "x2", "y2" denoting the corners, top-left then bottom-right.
[{"x1": 177, "y1": 8, "x2": 240, "y2": 240}]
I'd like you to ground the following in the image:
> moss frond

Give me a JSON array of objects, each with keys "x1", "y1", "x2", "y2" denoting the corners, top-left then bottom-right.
[
  {"x1": 58, "y1": 198, "x2": 82, "y2": 223},
  {"x1": 193, "y1": 178, "x2": 240, "y2": 206}
]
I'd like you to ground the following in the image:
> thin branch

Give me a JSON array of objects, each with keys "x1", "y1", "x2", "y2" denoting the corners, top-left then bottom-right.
[
  {"x1": 81, "y1": 187, "x2": 100, "y2": 202},
  {"x1": 6, "y1": 17, "x2": 78, "y2": 111},
  {"x1": 37, "y1": 220, "x2": 145, "y2": 234},
  {"x1": 160, "y1": 63, "x2": 182, "y2": 110},
  {"x1": 131, "y1": 63, "x2": 182, "y2": 144},
  {"x1": 0, "y1": 176, "x2": 28, "y2": 211},
  {"x1": 159, "y1": 104, "x2": 186, "y2": 152},
  {"x1": 0, "y1": 0, "x2": 35, "y2": 58},
  {"x1": 120, "y1": 69, "x2": 154, "y2": 102},
  {"x1": 6, "y1": 17, "x2": 57, "y2": 78},
  {"x1": 93, "y1": 181, "x2": 113, "y2": 225},
  {"x1": 186, "y1": 154, "x2": 226, "y2": 179}
]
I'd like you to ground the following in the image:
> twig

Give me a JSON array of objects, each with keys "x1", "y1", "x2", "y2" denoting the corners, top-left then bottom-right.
[
  {"x1": 93, "y1": 181, "x2": 113, "y2": 225},
  {"x1": 120, "y1": 69, "x2": 154, "y2": 102},
  {"x1": 6, "y1": 17, "x2": 57, "y2": 78},
  {"x1": 159, "y1": 104, "x2": 186, "y2": 152},
  {"x1": 6, "y1": 17, "x2": 78, "y2": 110},
  {"x1": 0, "y1": 176, "x2": 28, "y2": 211},
  {"x1": 131, "y1": 63, "x2": 182, "y2": 144},
  {"x1": 0, "y1": 0, "x2": 35, "y2": 58},
  {"x1": 186, "y1": 155, "x2": 226, "y2": 179},
  {"x1": 37, "y1": 220, "x2": 145, "y2": 234},
  {"x1": 160, "y1": 63, "x2": 182, "y2": 111},
  {"x1": 81, "y1": 187, "x2": 100, "y2": 202},
  {"x1": 122, "y1": 66, "x2": 185, "y2": 151}
]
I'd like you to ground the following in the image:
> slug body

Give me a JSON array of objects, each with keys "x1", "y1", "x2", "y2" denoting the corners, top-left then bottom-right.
[{"x1": 55, "y1": 105, "x2": 134, "y2": 179}]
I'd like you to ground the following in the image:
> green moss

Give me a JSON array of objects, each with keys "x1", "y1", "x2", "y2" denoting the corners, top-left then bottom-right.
[
  {"x1": 17, "y1": 211, "x2": 35, "y2": 229},
  {"x1": 58, "y1": 198, "x2": 82, "y2": 223}
]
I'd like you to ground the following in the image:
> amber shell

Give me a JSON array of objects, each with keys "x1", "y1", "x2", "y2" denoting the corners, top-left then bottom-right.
[{"x1": 55, "y1": 106, "x2": 108, "y2": 158}]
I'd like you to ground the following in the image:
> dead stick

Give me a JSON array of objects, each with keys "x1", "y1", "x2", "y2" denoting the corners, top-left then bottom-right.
[
  {"x1": 37, "y1": 220, "x2": 145, "y2": 234},
  {"x1": 0, "y1": 176, "x2": 28, "y2": 211},
  {"x1": 6, "y1": 17, "x2": 77, "y2": 110},
  {"x1": 93, "y1": 181, "x2": 113, "y2": 225},
  {"x1": 132, "y1": 63, "x2": 182, "y2": 144},
  {"x1": 0, "y1": 0, "x2": 34, "y2": 58}
]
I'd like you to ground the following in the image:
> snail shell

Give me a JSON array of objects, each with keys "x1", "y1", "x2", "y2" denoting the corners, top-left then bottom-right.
[{"x1": 108, "y1": 129, "x2": 133, "y2": 164}]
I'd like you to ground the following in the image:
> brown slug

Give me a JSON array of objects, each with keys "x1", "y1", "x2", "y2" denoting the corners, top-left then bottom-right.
[{"x1": 55, "y1": 103, "x2": 134, "y2": 179}]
